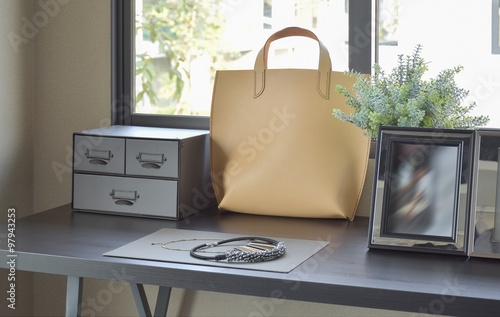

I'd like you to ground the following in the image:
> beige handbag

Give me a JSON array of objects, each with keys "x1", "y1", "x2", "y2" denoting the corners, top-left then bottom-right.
[{"x1": 210, "y1": 27, "x2": 370, "y2": 220}]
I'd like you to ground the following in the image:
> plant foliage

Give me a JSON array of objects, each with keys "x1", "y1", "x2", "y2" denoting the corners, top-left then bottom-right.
[
  {"x1": 136, "y1": 0, "x2": 232, "y2": 113},
  {"x1": 333, "y1": 45, "x2": 489, "y2": 139}
]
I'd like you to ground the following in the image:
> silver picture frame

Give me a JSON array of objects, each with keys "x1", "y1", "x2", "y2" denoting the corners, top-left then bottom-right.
[
  {"x1": 369, "y1": 126, "x2": 475, "y2": 255},
  {"x1": 469, "y1": 129, "x2": 500, "y2": 258}
]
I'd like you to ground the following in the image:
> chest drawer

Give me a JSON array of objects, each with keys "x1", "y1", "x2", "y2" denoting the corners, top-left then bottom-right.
[
  {"x1": 73, "y1": 135, "x2": 125, "y2": 174},
  {"x1": 126, "y1": 139, "x2": 179, "y2": 178},
  {"x1": 72, "y1": 125, "x2": 214, "y2": 220},
  {"x1": 73, "y1": 174, "x2": 178, "y2": 218}
]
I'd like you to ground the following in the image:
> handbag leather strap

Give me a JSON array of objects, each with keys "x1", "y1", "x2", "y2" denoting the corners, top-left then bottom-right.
[{"x1": 254, "y1": 27, "x2": 332, "y2": 100}]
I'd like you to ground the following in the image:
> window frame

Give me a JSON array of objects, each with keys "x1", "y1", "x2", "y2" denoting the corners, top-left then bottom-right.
[
  {"x1": 493, "y1": 0, "x2": 500, "y2": 54},
  {"x1": 111, "y1": 0, "x2": 372, "y2": 129}
]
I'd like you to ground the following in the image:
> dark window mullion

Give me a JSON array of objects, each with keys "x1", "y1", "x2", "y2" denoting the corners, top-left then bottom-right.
[
  {"x1": 348, "y1": 0, "x2": 372, "y2": 74},
  {"x1": 493, "y1": 0, "x2": 500, "y2": 54},
  {"x1": 111, "y1": 0, "x2": 133, "y2": 126}
]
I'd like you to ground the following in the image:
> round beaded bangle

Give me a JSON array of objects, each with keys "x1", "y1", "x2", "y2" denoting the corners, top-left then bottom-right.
[{"x1": 189, "y1": 236, "x2": 286, "y2": 263}]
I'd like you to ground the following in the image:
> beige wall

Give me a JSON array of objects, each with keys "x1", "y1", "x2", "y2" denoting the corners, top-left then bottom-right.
[
  {"x1": 0, "y1": 1, "x2": 408, "y2": 316},
  {"x1": 31, "y1": 0, "x2": 112, "y2": 315},
  {"x1": 0, "y1": 1, "x2": 35, "y2": 316},
  {"x1": 0, "y1": 0, "x2": 35, "y2": 224},
  {"x1": 33, "y1": 0, "x2": 111, "y2": 213}
]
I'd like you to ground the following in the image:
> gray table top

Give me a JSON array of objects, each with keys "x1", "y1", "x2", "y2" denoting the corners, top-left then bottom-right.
[{"x1": 1, "y1": 204, "x2": 500, "y2": 316}]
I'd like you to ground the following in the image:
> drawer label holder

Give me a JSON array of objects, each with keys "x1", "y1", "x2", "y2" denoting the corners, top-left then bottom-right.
[
  {"x1": 109, "y1": 189, "x2": 140, "y2": 206},
  {"x1": 136, "y1": 152, "x2": 167, "y2": 169},
  {"x1": 84, "y1": 149, "x2": 113, "y2": 165}
]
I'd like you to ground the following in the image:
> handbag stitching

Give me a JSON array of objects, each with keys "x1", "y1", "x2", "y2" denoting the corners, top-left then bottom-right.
[
  {"x1": 254, "y1": 70, "x2": 265, "y2": 98},
  {"x1": 317, "y1": 70, "x2": 330, "y2": 100}
]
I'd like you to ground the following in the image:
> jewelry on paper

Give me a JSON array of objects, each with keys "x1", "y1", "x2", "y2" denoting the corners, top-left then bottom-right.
[
  {"x1": 190, "y1": 236, "x2": 286, "y2": 263},
  {"x1": 152, "y1": 238, "x2": 223, "y2": 253}
]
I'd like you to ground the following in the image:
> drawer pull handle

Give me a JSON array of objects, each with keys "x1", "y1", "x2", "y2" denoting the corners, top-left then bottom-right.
[
  {"x1": 136, "y1": 152, "x2": 166, "y2": 169},
  {"x1": 85, "y1": 149, "x2": 113, "y2": 165},
  {"x1": 109, "y1": 189, "x2": 139, "y2": 206}
]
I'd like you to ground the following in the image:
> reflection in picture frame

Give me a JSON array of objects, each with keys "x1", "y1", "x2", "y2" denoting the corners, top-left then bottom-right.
[
  {"x1": 469, "y1": 129, "x2": 500, "y2": 258},
  {"x1": 369, "y1": 127, "x2": 475, "y2": 255}
]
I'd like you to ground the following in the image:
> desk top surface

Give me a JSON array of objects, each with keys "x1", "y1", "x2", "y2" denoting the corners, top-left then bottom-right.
[{"x1": 1, "y1": 205, "x2": 500, "y2": 316}]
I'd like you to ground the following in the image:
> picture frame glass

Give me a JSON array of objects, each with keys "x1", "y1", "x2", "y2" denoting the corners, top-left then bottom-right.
[{"x1": 383, "y1": 142, "x2": 460, "y2": 240}]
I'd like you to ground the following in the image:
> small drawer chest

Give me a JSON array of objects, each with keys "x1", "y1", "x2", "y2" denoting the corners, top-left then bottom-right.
[{"x1": 72, "y1": 125, "x2": 214, "y2": 219}]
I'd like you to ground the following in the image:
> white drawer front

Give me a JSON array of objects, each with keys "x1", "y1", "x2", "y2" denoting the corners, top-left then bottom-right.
[
  {"x1": 126, "y1": 139, "x2": 179, "y2": 178},
  {"x1": 74, "y1": 135, "x2": 125, "y2": 174},
  {"x1": 73, "y1": 174, "x2": 178, "y2": 218}
]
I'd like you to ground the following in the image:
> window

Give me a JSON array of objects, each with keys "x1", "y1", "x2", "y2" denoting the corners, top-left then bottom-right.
[
  {"x1": 376, "y1": 0, "x2": 500, "y2": 127},
  {"x1": 114, "y1": 1, "x2": 500, "y2": 129},
  {"x1": 112, "y1": 0, "x2": 371, "y2": 129}
]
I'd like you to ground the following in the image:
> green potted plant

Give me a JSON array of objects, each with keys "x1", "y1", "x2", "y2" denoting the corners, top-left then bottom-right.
[{"x1": 333, "y1": 45, "x2": 489, "y2": 139}]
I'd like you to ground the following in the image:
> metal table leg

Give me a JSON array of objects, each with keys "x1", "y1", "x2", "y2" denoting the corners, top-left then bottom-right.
[
  {"x1": 131, "y1": 283, "x2": 172, "y2": 317},
  {"x1": 131, "y1": 283, "x2": 152, "y2": 317},
  {"x1": 154, "y1": 286, "x2": 172, "y2": 317},
  {"x1": 65, "y1": 276, "x2": 83, "y2": 317}
]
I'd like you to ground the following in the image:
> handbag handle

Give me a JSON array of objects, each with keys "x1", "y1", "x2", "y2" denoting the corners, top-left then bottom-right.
[{"x1": 254, "y1": 27, "x2": 332, "y2": 99}]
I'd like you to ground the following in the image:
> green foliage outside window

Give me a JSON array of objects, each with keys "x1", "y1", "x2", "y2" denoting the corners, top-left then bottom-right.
[
  {"x1": 136, "y1": 0, "x2": 236, "y2": 114},
  {"x1": 334, "y1": 45, "x2": 490, "y2": 139}
]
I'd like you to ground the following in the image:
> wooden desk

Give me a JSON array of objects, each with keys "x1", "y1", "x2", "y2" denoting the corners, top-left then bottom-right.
[{"x1": 1, "y1": 204, "x2": 500, "y2": 316}]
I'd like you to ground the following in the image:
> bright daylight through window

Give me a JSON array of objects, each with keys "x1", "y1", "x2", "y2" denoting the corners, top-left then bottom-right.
[
  {"x1": 378, "y1": 0, "x2": 500, "y2": 127},
  {"x1": 133, "y1": 0, "x2": 500, "y2": 128},
  {"x1": 134, "y1": 0, "x2": 349, "y2": 116}
]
